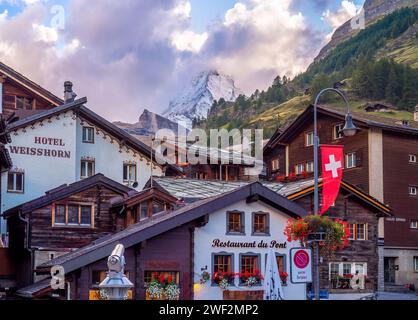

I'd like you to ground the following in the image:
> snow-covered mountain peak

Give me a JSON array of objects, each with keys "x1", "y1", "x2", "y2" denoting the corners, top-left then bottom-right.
[{"x1": 164, "y1": 70, "x2": 242, "y2": 129}]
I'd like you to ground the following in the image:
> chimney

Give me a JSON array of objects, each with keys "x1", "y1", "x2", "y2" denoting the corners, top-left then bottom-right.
[
  {"x1": 64, "y1": 81, "x2": 77, "y2": 103},
  {"x1": 415, "y1": 105, "x2": 418, "y2": 122}
]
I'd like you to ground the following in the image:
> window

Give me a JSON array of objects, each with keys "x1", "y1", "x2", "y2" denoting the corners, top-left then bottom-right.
[
  {"x1": 414, "y1": 257, "x2": 418, "y2": 272},
  {"x1": 212, "y1": 254, "x2": 234, "y2": 284},
  {"x1": 15, "y1": 96, "x2": 33, "y2": 110},
  {"x1": 139, "y1": 201, "x2": 149, "y2": 221},
  {"x1": 152, "y1": 200, "x2": 165, "y2": 215},
  {"x1": 333, "y1": 123, "x2": 344, "y2": 140},
  {"x1": 7, "y1": 171, "x2": 24, "y2": 193},
  {"x1": 329, "y1": 262, "x2": 367, "y2": 289},
  {"x1": 53, "y1": 204, "x2": 93, "y2": 227},
  {"x1": 226, "y1": 211, "x2": 244, "y2": 234},
  {"x1": 271, "y1": 159, "x2": 279, "y2": 172},
  {"x1": 345, "y1": 153, "x2": 357, "y2": 168},
  {"x1": 123, "y1": 163, "x2": 137, "y2": 183},
  {"x1": 81, "y1": 160, "x2": 95, "y2": 179},
  {"x1": 82, "y1": 127, "x2": 94, "y2": 143},
  {"x1": 252, "y1": 212, "x2": 269, "y2": 235},
  {"x1": 305, "y1": 132, "x2": 314, "y2": 147},
  {"x1": 240, "y1": 254, "x2": 260, "y2": 285},
  {"x1": 348, "y1": 223, "x2": 368, "y2": 240},
  {"x1": 306, "y1": 161, "x2": 314, "y2": 173},
  {"x1": 144, "y1": 271, "x2": 179, "y2": 287},
  {"x1": 409, "y1": 186, "x2": 417, "y2": 196},
  {"x1": 411, "y1": 220, "x2": 418, "y2": 229},
  {"x1": 409, "y1": 154, "x2": 417, "y2": 164},
  {"x1": 295, "y1": 163, "x2": 305, "y2": 175}
]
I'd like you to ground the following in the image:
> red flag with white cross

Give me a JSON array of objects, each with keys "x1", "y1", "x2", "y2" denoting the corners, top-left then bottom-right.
[{"x1": 320, "y1": 145, "x2": 344, "y2": 214}]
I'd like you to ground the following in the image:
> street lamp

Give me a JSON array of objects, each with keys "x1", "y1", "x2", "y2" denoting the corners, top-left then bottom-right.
[{"x1": 311, "y1": 88, "x2": 358, "y2": 301}]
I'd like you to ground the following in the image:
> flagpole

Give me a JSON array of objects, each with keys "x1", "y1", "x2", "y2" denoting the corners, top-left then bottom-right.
[{"x1": 312, "y1": 88, "x2": 357, "y2": 301}]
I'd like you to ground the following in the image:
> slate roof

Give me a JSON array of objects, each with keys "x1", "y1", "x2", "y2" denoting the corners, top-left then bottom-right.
[
  {"x1": 2, "y1": 173, "x2": 133, "y2": 218},
  {"x1": 36, "y1": 182, "x2": 307, "y2": 274},
  {"x1": 15, "y1": 278, "x2": 52, "y2": 298}
]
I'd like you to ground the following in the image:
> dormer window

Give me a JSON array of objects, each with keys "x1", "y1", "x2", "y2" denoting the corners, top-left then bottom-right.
[
  {"x1": 82, "y1": 126, "x2": 95, "y2": 143},
  {"x1": 53, "y1": 203, "x2": 94, "y2": 227}
]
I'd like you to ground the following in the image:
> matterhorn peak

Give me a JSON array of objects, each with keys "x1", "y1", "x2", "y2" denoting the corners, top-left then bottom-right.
[{"x1": 164, "y1": 70, "x2": 242, "y2": 129}]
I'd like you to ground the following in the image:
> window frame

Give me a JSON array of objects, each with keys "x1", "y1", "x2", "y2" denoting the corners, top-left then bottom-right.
[
  {"x1": 414, "y1": 257, "x2": 418, "y2": 272},
  {"x1": 411, "y1": 220, "x2": 418, "y2": 230},
  {"x1": 264, "y1": 253, "x2": 287, "y2": 285},
  {"x1": 348, "y1": 223, "x2": 368, "y2": 241},
  {"x1": 15, "y1": 96, "x2": 33, "y2": 110},
  {"x1": 143, "y1": 271, "x2": 179, "y2": 288},
  {"x1": 211, "y1": 252, "x2": 234, "y2": 286},
  {"x1": 409, "y1": 186, "x2": 417, "y2": 196},
  {"x1": 345, "y1": 152, "x2": 357, "y2": 169},
  {"x1": 80, "y1": 159, "x2": 95, "y2": 179},
  {"x1": 82, "y1": 126, "x2": 95, "y2": 144},
  {"x1": 409, "y1": 154, "x2": 417, "y2": 164},
  {"x1": 226, "y1": 210, "x2": 245, "y2": 235},
  {"x1": 305, "y1": 132, "x2": 314, "y2": 147},
  {"x1": 123, "y1": 163, "x2": 137, "y2": 183},
  {"x1": 328, "y1": 262, "x2": 368, "y2": 279},
  {"x1": 306, "y1": 161, "x2": 314, "y2": 173},
  {"x1": 239, "y1": 252, "x2": 261, "y2": 286},
  {"x1": 333, "y1": 123, "x2": 344, "y2": 140},
  {"x1": 7, "y1": 171, "x2": 25, "y2": 193},
  {"x1": 295, "y1": 163, "x2": 305, "y2": 175},
  {"x1": 271, "y1": 159, "x2": 279, "y2": 172},
  {"x1": 52, "y1": 203, "x2": 95, "y2": 228},
  {"x1": 252, "y1": 211, "x2": 270, "y2": 236}
]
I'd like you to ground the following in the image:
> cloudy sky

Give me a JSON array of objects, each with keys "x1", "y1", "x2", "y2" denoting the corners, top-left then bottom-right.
[{"x1": 0, "y1": 0, "x2": 364, "y2": 122}]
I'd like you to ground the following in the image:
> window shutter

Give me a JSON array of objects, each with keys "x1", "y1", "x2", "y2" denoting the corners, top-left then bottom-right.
[{"x1": 356, "y1": 150, "x2": 362, "y2": 167}]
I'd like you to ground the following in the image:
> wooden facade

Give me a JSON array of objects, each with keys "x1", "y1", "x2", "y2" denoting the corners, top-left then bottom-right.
[{"x1": 0, "y1": 62, "x2": 62, "y2": 119}]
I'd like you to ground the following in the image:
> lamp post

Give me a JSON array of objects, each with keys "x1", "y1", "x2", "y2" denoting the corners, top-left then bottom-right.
[{"x1": 311, "y1": 88, "x2": 358, "y2": 300}]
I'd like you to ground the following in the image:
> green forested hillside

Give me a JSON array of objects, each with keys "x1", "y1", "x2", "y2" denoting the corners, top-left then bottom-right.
[{"x1": 198, "y1": 8, "x2": 418, "y2": 138}]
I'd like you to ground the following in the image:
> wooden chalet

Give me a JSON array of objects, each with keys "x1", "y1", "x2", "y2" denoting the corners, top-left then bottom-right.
[
  {"x1": 264, "y1": 104, "x2": 418, "y2": 290},
  {"x1": 2, "y1": 174, "x2": 177, "y2": 289},
  {"x1": 17, "y1": 182, "x2": 308, "y2": 300},
  {"x1": 0, "y1": 62, "x2": 63, "y2": 120}
]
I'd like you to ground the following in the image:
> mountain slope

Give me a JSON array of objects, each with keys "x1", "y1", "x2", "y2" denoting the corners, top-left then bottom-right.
[
  {"x1": 163, "y1": 70, "x2": 242, "y2": 129},
  {"x1": 114, "y1": 108, "x2": 187, "y2": 136},
  {"x1": 315, "y1": 0, "x2": 418, "y2": 63}
]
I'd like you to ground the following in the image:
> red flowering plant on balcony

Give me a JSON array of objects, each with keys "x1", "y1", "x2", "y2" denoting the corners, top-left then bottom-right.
[
  {"x1": 212, "y1": 271, "x2": 234, "y2": 290},
  {"x1": 284, "y1": 215, "x2": 350, "y2": 257},
  {"x1": 239, "y1": 269, "x2": 264, "y2": 287},
  {"x1": 279, "y1": 271, "x2": 288, "y2": 285}
]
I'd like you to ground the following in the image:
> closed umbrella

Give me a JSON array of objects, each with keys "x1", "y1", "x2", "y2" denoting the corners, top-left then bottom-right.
[{"x1": 263, "y1": 249, "x2": 284, "y2": 300}]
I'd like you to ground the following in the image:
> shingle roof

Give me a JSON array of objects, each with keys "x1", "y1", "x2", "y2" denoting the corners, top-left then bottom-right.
[
  {"x1": 36, "y1": 182, "x2": 307, "y2": 273},
  {"x1": 2, "y1": 173, "x2": 133, "y2": 217}
]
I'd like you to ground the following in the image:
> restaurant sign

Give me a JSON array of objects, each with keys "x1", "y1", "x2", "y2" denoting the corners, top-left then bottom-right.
[
  {"x1": 290, "y1": 248, "x2": 312, "y2": 283},
  {"x1": 211, "y1": 239, "x2": 287, "y2": 249}
]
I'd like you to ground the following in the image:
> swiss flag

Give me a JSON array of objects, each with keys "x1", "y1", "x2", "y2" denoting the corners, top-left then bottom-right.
[{"x1": 320, "y1": 145, "x2": 344, "y2": 214}]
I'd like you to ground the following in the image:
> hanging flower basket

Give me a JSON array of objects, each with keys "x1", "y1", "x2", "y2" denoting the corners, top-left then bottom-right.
[
  {"x1": 199, "y1": 271, "x2": 210, "y2": 284},
  {"x1": 284, "y1": 215, "x2": 350, "y2": 257}
]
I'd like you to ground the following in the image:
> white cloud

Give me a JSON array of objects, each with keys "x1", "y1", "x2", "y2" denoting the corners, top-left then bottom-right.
[
  {"x1": 322, "y1": 0, "x2": 358, "y2": 30},
  {"x1": 171, "y1": 30, "x2": 208, "y2": 53},
  {"x1": 32, "y1": 23, "x2": 58, "y2": 42},
  {"x1": 173, "y1": 0, "x2": 191, "y2": 19}
]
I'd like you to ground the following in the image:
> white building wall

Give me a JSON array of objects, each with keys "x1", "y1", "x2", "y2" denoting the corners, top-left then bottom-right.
[
  {"x1": 193, "y1": 200, "x2": 307, "y2": 300},
  {"x1": 0, "y1": 110, "x2": 162, "y2": 234}
]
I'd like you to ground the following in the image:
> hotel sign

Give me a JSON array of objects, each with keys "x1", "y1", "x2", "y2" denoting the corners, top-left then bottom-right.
[
  {"x1": 211, "y1": 239, "x2": 287, "y2": 249},
  {"x1": 9, "y1": 136, "x2": 71, "y2": 159}
]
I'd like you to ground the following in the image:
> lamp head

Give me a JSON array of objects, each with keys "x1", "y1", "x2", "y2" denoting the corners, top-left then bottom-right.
[{"x1": 341, "y1": 113, "x2": 358, "y2": 137}]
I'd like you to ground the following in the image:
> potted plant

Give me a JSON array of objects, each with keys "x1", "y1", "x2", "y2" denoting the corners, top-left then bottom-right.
[
  {"x1": 146, "y1": 278, "x2": 164, "y2": 300},
  {"x1": 284, "y1": 215, "x2": 350, "y2": 257},
  {"x1": 199, "y1": 271, "x2": 210, "y2": 284},
  {"x1": 239, "y1": 269, "x2": 264, "y2": 287},
  {"x1": 164, "y1": 277, "x2": 180, "y2": 300},
  {"x1": 212, "y1": 271, "x2": 234, "y2": 290},
  {"x1": 279, "y1": 271, "x2": 288, "y2": 285}
]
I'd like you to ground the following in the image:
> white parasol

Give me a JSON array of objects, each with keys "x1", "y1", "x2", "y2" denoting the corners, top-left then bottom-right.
[{"x1": 263, "y1": 249, "x2": 284, "y2": 300}]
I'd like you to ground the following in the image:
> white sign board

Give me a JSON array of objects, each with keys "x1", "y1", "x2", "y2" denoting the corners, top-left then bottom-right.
[{"x1": 290, "y1": 248, "x2": 312, "y2": 283}]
